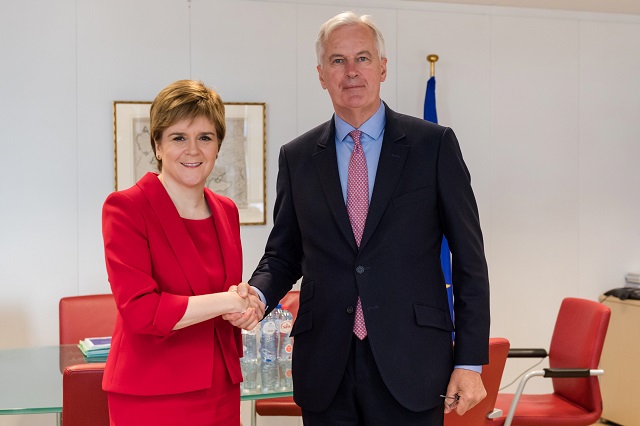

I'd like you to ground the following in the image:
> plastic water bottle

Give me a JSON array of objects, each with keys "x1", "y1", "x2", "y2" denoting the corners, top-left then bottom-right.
[
  {"x1": 260, "y1": 359, "x2": 278, "y2": 393},
  {"x1": 277, "y1": 305, "x2": 294, "y2": 390},
  {"x1": 261, "y1": 306, "x2": 279, "y2": 362},
  {"x1": 243, "y1": 322, "x2": 259, "y2": 360},
  {"x1": 240, "y1": 323, "x2": 259, "y2": 394},
  {"x1": 260, "y1": 307, "x2": 279, "y2": 392}
]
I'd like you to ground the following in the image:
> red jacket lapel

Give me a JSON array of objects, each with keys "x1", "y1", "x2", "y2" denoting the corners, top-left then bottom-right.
[
  {"x1": 204, "y1": 188, "x2": 242, "y2": 290},
  {"x1": 137, "y1": 173, "x2": 211, "y2": 296}
]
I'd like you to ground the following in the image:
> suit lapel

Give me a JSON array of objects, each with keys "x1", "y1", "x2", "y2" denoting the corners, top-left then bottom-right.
[
  {"x1": 204, "y1": 190, "x2": 242, "y2": 288},
  {"x1": 137, "y1": 173, "x2": 211, "y2": 296},
  {"x1": 312, "y1": 119, "x2": 359, "y2": 252},
  {"x1": 360, "y1": 106, "x2": 409, "y2": 249}
]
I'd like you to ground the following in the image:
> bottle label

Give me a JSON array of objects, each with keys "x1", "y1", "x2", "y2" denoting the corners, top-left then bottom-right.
[
  {"x1": 262, "y1": 321, "x2": 276, "y2": 335},
  {"x1": 280, "y1": 320, "x2": 292, "y2": 333},
  {"x1": 285, "y1": 368, "x2": 293, "y2": 378},
  {"x1": 284, "y1": 344, "x2": 293, "y2": 354},
  {"x1": 246, "y1": 326, "x2": 258, "y2": 336}
]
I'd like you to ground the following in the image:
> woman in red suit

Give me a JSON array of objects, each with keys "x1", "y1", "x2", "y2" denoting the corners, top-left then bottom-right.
[{"x1": 101, "y1": 80, "x2": 263, "y2": 425}]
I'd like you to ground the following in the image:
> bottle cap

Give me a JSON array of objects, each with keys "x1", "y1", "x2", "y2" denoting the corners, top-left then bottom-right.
[{"x1": 276, "y1": 304, "x2": 282, "y2": 308}]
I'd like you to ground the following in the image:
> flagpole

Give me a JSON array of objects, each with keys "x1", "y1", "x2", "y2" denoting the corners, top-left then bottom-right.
[
  {"x1": 426, "y1": 54, "x2": 439, "y2": 77},
  {"x1": 424, "y1": 53, "x2": 454, "y2": 337}
]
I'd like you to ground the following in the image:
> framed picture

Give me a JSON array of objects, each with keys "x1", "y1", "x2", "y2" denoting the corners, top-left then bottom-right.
[{"x1": 113, "y1": 101, "x2": 266, "y2": 225}]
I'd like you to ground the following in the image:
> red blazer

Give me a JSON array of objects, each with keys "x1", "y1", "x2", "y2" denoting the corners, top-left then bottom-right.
[{"x1": 101, "y1": 172, "x2": 243, "y2": 395}]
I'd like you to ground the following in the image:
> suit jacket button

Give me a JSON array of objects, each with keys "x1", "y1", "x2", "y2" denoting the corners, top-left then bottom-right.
[
  {"x1": 356, "y1": 266, "x2": 365, "y2": 274},
  {"x1": 346, "y1": 306, "x2": 354, "y2": 314}
]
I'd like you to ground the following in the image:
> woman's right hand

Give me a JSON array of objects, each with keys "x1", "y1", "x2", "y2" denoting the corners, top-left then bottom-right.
[
  {"x1": 239, "y1": 282, "x2": 266, "y2": 319},
  {"x1": 174, "y1": 288, "x2": 256, "y2": 331},
  {"x1": 223, "y1": 284, "x2": 263, "y2": 330},
  {"x1": 228, "y1": 286, "x2": 251, "y2": 314}
]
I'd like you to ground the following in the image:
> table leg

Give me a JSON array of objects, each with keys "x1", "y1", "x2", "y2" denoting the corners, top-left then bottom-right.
[
  {"x1": 57, "y1": 412, "x2": 62, "y2": 426},
  {"x1": 251, "y1": 400, "x2": 257, "y2": 426}
]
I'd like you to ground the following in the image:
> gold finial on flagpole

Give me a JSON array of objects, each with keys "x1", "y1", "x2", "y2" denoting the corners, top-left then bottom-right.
[{"x1": 427, "y1": 54, "x2": 439, "y2": 77}]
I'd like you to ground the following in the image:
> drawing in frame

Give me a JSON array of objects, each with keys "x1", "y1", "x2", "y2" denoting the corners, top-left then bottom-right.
[{"x1": 113, "y1": 101, "x2": 266, "y2": 225}]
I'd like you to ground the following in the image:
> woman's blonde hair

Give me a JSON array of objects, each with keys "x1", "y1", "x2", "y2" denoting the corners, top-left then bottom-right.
[{"x1": 150, "y1": 80, "x2": 225, "y2": 171}]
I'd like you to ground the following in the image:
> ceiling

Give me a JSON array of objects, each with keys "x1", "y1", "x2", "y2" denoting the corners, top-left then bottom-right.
[{"x1": 405, "y1": 0, "x2": 640, "y2": 15}]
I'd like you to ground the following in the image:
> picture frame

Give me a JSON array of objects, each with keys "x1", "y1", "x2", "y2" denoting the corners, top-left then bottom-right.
[{"x1": 113, "y1": 101, "x2": 266, "y2": 225}]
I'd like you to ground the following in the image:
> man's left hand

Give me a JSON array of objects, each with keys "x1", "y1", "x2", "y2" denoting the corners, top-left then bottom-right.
[{"x1": 442, "y1": 368, "x2": 487, "y2": 415}]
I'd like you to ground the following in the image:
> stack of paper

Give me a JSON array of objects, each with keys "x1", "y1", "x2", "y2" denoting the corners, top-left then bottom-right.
[
  {"x1": 78, "y1": 336, "x2": 111, "y2": 361},
  {"x1": 625, "y1": 273, "x2": 640, "y2": 289}
]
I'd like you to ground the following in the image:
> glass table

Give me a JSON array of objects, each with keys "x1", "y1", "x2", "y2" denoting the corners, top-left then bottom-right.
[{"x1": 0, "y1": 345, "x2": 292, "y2": 425}]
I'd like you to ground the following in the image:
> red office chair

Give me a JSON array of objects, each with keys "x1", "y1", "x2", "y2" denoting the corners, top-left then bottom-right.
[
  {"x1": 62, "y1": 363, "x2": 109, "y2": 426},
  {"x1": 59, "y1": 294, "x2": 115, "y2": 424},
  {"x1": 255, "y1": 290, "x2": 303, "y2": 418},
  {"x1": 59, "y1": 294, "x2": 117, "y2": 344},
  {"x1": 445, "y1": 337, "x2": 510, "y2": 426},
  {"x1": 495, "y1": 297, "x2": 611, "y2": 426}
]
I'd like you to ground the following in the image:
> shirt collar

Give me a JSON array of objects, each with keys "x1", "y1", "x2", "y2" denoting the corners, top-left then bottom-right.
[{"x1": 335, "y1": 101, "x2": 386, "y2": 142}]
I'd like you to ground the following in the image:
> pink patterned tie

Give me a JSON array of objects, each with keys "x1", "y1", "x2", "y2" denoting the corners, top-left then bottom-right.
[{"x1": 347, "y1": 129, "x2": 368, "y2": 340}]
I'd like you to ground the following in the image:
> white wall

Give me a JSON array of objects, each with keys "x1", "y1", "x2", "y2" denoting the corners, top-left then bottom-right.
[{"x1": 1, "y1": 0, "x2": 640, "y2": 424}]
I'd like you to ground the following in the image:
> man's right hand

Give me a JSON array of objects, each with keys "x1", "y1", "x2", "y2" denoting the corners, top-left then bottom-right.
[{"x1": 222, "y1": 283, "x2": 265, "y2": 330}]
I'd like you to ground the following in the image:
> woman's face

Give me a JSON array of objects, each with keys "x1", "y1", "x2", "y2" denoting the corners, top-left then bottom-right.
[{"x1": 156, "y1": 115, "x2": 219, "y2": 190}]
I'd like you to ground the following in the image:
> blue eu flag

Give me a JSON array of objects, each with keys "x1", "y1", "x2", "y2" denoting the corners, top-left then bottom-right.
[{"x1": 424, "y1": 76, "x2": 454, "y2": 329}]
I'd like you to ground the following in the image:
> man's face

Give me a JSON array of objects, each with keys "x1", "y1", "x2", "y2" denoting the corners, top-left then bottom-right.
[{"x1": 317, "y1": 23, "x2": 387, "y2": 122}]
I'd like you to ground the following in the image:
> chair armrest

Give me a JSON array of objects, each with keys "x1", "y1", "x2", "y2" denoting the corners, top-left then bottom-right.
[
  {"x1": 504, "y1": 368, "x2": 605, "y2": 426},
  {"x1": 543, "y1": 368, "x2": 604, "y2": 378},
  {"x1": 507, "y1": 348, "x2": 548, "y2": 358}
]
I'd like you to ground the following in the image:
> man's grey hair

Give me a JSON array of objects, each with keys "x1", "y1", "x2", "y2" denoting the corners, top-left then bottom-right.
[{"x1": 315, "y1": 11, "x2": 386, "y2": 66}]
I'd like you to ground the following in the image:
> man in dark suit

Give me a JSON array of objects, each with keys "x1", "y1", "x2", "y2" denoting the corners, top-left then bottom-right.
[{"x1": 236, "y1": 11, "x2": 490, "y2": 425}]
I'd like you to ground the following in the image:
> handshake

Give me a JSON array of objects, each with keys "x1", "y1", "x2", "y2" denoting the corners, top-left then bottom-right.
[{"x1": 222, "y1": 282, "x2": 266, "y2": 331}]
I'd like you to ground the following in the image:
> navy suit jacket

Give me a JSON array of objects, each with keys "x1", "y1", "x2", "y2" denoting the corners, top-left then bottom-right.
[{"x1": 250, "y1": 104, "x2": 490, "y2": 412}]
